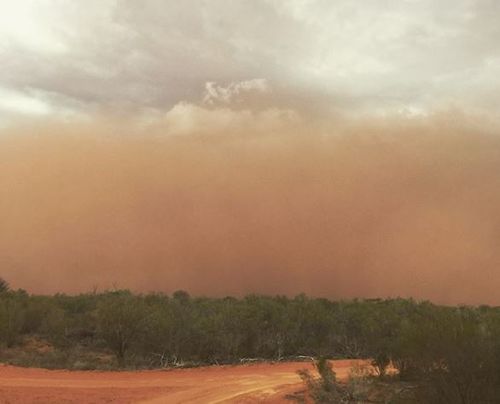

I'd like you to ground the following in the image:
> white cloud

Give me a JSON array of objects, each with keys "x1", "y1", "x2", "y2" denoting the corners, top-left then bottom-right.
[
  {"x1": 0, "y1": 87, "x2": 52, "y2": 115},
  {"x1": 202, "y1": 79, "x2": 269, "y2": 106},
  {"x1": 161, "y1": 101, "x2": 300, "y2": 136},
  {"x1": 0, "y1": 0, "x2": 67, "y2": 53}
]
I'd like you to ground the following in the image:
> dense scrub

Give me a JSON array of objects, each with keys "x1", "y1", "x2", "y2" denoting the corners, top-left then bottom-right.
[{"x1": 1, "y1": 281, "x2": 500, "y2": 403}]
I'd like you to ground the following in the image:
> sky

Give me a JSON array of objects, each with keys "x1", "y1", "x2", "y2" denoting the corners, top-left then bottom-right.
[
  {"x1": 1, "y1": 0, "x2": 500, "y2": 124},
  {"x1": 1, "y1": 1, "x2": 500, "y2": 303}
]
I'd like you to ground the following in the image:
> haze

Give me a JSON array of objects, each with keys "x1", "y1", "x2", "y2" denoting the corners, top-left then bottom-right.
[{"x1": 1, "y1": 1, "x2": 500, "y2": 304}]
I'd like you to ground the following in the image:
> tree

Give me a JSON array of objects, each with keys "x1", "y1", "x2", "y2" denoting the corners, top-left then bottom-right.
[
  {"x1": 172, "y1": 290, "x2": 190, "y2": 304},
  {"x1": 96, "y1": 292, "x2": 148, "y2": 365},
  {"x1": 0, "y1": 278, "x2": 10, "y2": 294},
  {"x1": 0, "y1": 293, "x2": 25, "y2": 347}
]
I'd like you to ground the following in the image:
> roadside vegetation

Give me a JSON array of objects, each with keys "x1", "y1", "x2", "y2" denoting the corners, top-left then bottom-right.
[{"x1": 1, "y1": 278, "x2": 499, "y2": 403}]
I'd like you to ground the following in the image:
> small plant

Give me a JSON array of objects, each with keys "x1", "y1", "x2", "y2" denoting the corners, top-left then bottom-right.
[{"x1": 298, "y1": 358, "x2": 349, "y2": 403}]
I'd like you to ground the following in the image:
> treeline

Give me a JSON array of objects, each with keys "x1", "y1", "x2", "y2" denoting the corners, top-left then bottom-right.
[{"x1": 1, "y1": 281, "x2": 500, "y2": 401}]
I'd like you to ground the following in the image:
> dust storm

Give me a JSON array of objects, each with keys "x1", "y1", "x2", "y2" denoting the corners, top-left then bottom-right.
[{"x1": 1, "y1": 117, "x2": 499, "y2": 304}]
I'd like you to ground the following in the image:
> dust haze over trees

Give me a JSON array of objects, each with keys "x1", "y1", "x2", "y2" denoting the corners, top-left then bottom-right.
[
  {"x1": 1, "y1": 283, "x2": 500, "y2": 402},
  {"x1": 2, "y1": 120, "x2": 500, "y2": 305}
]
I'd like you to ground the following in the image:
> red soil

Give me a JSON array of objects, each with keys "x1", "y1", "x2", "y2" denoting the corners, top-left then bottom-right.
[{"x1": 0, "y1": 359, "x2": 369, "y2": 403}]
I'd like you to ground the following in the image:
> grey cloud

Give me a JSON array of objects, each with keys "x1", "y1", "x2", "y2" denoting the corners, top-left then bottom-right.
[{"x1": 1, "y1": 0, "x2": 500, "y2": 120}]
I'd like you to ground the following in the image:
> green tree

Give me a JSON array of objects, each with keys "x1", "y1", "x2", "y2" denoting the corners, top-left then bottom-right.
[
  {"x1": 0, "y1": 294, "x2": 25, "y2": 347},
  {"x1": 0, "y1": 278, "x2": 10, "y2": 294},
  {"x1": 96, "y1": 292, "x2": 148, "y2": 365}
]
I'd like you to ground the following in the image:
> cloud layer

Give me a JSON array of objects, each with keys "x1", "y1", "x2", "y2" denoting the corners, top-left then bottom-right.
[{"x1": 1, "y1": 0, "x2": 500, "y2": 123}]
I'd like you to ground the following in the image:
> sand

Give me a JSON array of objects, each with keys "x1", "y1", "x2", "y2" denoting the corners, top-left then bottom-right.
[{"x1": 0, "y1": 359, "x2": 369, "y2": 403}]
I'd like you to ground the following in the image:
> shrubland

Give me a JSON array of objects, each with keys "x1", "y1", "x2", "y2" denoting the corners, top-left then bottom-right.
[{"x1": 0, "y1": 279, "x2": 499, "y2": 403}]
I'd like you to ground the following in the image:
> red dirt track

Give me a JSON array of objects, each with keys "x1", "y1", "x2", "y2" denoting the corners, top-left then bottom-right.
[{"x1": 0, "y1": 360, "x2": 368, "y2": 403}]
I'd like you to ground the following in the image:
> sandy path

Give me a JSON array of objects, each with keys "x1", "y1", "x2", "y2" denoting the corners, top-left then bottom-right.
[{"x1": 0, "y1": 359, "x2": 369, "y2": 403}]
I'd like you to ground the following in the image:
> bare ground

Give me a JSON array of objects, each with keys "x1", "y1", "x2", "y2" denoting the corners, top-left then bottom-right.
[{"x1": 0, "y1": 359, "x2": 370, "y2": 403}]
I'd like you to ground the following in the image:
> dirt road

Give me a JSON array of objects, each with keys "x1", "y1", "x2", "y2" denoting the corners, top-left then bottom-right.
[{"x1": 0, "y1": 359, "x2": 368, "y2": 403}]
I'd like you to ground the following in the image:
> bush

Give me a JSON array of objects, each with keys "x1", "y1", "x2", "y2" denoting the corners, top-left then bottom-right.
[
  {"x1": 299, "y1": 358, "x2": 351, "y2": 403},
  {"x1": 96, "y1": 292, "x2": 148, "y2": 364},
  {"x1": 0, "y1": 294, "x2": 26, "y2": 347}
]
